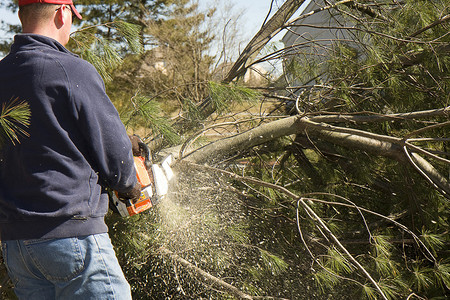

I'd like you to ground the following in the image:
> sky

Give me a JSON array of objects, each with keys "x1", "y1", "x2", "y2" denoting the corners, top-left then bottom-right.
[{"x1": 219, "y1": 0, "x2": 276, "y2": 37}]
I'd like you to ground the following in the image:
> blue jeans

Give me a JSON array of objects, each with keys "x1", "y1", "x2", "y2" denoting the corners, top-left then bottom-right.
[{"x1": 1, "y1": 233, "x2": 132, "y2": 300}]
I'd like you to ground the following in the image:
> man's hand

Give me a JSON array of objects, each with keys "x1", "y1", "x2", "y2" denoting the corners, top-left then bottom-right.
[
  {"x1": 117, "y1": 183, "x2": 141, "y2": 204},
  {"x1": 129, "y1": 134, "x2": 143, "y2": 156}
]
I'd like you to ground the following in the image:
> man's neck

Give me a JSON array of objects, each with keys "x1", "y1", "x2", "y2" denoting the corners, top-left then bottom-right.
[{"x1": 22, "y1": 28, "x2": 66, "y2": 46}]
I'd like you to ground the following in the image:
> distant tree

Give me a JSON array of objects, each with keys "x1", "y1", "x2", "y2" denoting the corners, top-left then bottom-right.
[{"x1": 106, "y1": 0, "x2": 240, "y2": 147}]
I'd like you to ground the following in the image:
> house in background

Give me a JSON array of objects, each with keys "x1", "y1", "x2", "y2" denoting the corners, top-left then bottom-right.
[
  {"x1": 281, "y1": 0, "x2": 362, "y2": 87},
  {"x1": 212, "y1": 62, "x2": 269, "y2": 86},
  {"x1": 136, "y1": 47, "x2": 169, "y2": 77}
]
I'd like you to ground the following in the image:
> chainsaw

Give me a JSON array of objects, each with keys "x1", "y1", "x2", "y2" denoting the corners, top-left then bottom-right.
[{"x1": 109, "y1": 140, "x2": 173, "y2": 217}]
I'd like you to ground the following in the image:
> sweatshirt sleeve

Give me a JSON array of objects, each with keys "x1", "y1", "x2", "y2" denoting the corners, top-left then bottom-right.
[{"x1": 67, "y1": 61, "x2": 137, "y2": 193}]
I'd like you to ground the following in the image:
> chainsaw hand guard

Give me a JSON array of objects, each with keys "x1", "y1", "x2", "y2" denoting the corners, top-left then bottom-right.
[{"x1": 151, "y1": 155, "x2": 174, "y2": 199}]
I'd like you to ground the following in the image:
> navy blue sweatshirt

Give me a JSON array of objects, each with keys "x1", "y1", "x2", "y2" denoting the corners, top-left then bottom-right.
[{"x1": 0, "y1": 34, "x2": 137, "y2": 240}]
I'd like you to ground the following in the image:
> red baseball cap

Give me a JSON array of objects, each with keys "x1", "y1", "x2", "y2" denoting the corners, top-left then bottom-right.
[{"x1": 18, "y1": 0, "x2": 82, "y2": 20}]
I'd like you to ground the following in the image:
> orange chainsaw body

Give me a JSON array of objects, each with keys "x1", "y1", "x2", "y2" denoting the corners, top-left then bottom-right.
[{"x1": 126, "y1": 156, "x2": 154, "y2": 216}]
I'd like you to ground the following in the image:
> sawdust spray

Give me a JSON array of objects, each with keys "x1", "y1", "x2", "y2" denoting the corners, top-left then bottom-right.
[
  {"x1": 127, "y1": 162, "x2": 253, "y2": 296},
  {"x1": 159, "y1": 162, "x2": 249, "y2": 257}
]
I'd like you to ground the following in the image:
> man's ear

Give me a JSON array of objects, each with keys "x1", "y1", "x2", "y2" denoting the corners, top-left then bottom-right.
[
  {"x1": 54, "y1": 6, "x2": 66, "y2": 29},
  {"x1": 18, "y1": 10, "x2": 23, "y2": 24}
]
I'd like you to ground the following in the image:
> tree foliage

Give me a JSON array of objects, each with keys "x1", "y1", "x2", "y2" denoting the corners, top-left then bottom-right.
[{"x1": 156, "y1": 0, "x2": 449, "y2": 298}]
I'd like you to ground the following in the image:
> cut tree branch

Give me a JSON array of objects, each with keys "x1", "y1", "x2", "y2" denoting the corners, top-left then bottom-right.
[
  {"x1": 159, "y1": 247, "x2": 289, "y2": 300},
  {"x1": 308, "y1": 106, "x2": 450, "y2": 124},
  {"x1": 180, "y1": 115, "x2": 450, "y2": 197}
]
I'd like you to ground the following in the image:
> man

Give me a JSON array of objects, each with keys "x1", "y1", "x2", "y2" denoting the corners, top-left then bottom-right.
[{"x1": 0, "y1": 0, "x2": 140, "y2": 299}]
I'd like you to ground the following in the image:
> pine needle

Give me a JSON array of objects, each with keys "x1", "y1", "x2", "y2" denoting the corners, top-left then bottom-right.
[
  {"x1": 0, "y1": 97, "x2": 31, "y2": 148},
  {"x1": 411, "y1": 264, "x2": 434, "y2": 292},
  {"x1": 70, "y1": 19, "x2": 143, "y2": 82},
  {"x1": 259, "y1": 249, "x2": 288, "y2": 275},
  {"x1": 113, "y1": 20, "x2": 143, "y2": 54},
  {"x1": 362, "y1": 284, "x2": 377, "y2": 300},
  {"x1": 374, "y1": 256, "x2": 398, "y2": 277},
  {"x1": 435, "y1": 260, "x2": 450, "y2": 289},
  {"x1": 420, "y1": 230, "x2": 445, "y2": 256},
  {"x1": 126, "y1": 95, "x2": 180, "y2": 145},
  {"x1": 208, "y1": 81, "x2": 261, "y2": 115},
  {"x1": 325, "y1": 248, "x2": 354, "y2": 274},
  {"x1": 372, "y1": 235, "x2": 393, "y2": 258},
  {"x1": 313, "y1": 268, "x2": 340, "y2": 292}
]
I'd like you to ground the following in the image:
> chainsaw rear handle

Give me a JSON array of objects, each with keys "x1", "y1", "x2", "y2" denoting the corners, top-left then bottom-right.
[{"x1": 109, "y1": 189, "x2": 155, "y2": 217}]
